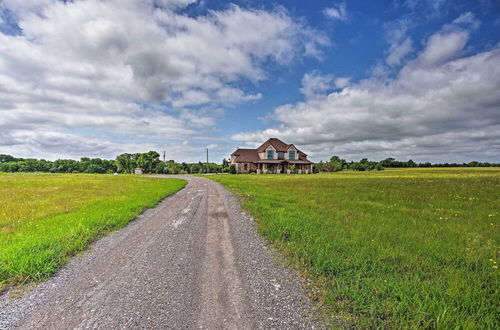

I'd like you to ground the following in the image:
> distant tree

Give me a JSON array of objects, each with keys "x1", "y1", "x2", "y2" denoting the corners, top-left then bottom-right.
[
  {"x1": 314, "y1": 160, "x2": 325, "y2": 173},
  {"x1": 145, "y1": 151, "x2": 161, "y2": 173},
  {"x1": 115, "y1": 153, "x2": 134, "y2": 173},
  {"x1": 0, "y1": 154, "x2": 18, "y2": 163},
  {"x1": 222, "y1": 158, "x2": 230, "y2": 173},
  {"x1": 323, "y1": 163, "x2": 333, "y2": 172},
  {"x1": 329, "y1": 155, "x2": 346, "y2": 172},
  {"x1": 180, "y1": 162, "x2": 189, "y2": 173},
  {"x1": 419, "y1": 162, "x2": 432, "y2": 168},
  {"x1": 380, "y1": 157, "x2": 397, "y2": 168}
]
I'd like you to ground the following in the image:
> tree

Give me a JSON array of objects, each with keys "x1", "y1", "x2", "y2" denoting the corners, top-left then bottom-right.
[
  {"x1": 222, "y1": 158, "x2": 230, "y2": 173},
  {"x1": 380, "y1": 157, "x2": 397, "y2": 168},
  {"x1": 406, "y1": 159, "x2": 417, "y2": 167},
  {"x1": 314, "y1": 160, "x2": 325, "y2": 173},
  {"x1": 115, "y1": 153, "x2": 134, "y2": 173},
  {"x1": 144, "y1": 151, "x2": 161, "y2": 173},
  {"x1": 0, "y1": 154, "x2": 19, "y2": 163},
  {"x1": 328, "y1": 155, "x2": 345, "y2": 172}
]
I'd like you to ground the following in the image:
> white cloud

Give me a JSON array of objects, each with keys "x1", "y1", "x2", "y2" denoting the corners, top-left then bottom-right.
[
  {"x1": 300, "y1": 72, "x2": 334, "y2": 99},
  {"x1": 452, "y1": 11, "x2": 481, "y2": 30},
  {"x1": 334, "y1": 77, "x2": 350, "y2": 89},
  {"x1": 323, "y1": 2, "x2": 347, "y2": 21},
  {"x1": 0, "y1": 0, "x2": 328, "y2": 160},
  {"x1": 382, "y1": 18, "x2": 414, "y2": 67},
  {"x1": 300, "y1": 71, "x2": 350, "y2": 100},
  {"x1": 386, "y1": 37, "x2": 413, "y2": 66},
  {"x1": 416, "y1": 31, "x2": 469, "y2": 67},
  {"x1": 232, "y1": 17, "x2": 500, "y2": 163},
  {"x1": 400, "y1": 0, "x2": 449, "y2": 17}
]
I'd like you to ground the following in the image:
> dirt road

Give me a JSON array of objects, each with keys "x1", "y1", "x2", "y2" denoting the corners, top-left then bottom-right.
[{"x1": 0, "y1": 176, "x2": 321, "y2": 329}]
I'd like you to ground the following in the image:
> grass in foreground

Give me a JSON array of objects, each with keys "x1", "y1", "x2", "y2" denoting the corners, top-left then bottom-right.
[
  {"x1": 208, "y1": 168, "x2": 499, "y2": 328},
  {"x1": 0, "y1": 173, "x2": 186, "y2": 289}
]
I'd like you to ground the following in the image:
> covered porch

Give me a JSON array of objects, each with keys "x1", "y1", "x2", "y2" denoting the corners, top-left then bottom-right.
[{"x1": 256, "y1": 160, "x2": 313, "y2": 174}]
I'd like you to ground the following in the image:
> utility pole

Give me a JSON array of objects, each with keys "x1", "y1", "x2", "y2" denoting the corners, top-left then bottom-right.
[
  {"x1": 206, "y1": 148, "x2": 209, "y2": 174},
  {"x1": 163, "y1": 150, "x2": 166, "y2": 162}
]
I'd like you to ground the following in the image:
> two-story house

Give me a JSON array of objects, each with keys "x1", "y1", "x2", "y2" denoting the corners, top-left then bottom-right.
[{"x1": 230, "y1": 138, "x2": 313, "y2": 174}]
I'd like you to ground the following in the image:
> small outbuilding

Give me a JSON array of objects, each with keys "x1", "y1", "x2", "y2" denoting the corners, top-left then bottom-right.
[{"x1": 134, "y1": 167, "x2": 144, "y2": 175}]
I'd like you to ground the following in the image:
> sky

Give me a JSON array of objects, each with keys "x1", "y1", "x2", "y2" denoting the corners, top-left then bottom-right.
[{"x1": 0, "y1": 0, "x2": 499, "y2": 163}]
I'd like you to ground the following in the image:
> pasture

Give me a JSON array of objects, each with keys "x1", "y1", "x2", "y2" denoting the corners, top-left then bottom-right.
[
  {"x1": 0, "y1": 173, "x2": 186, "y2": 289},
  {"x1": 208, "y1": 168, "x2": 500, "y2": 328}
]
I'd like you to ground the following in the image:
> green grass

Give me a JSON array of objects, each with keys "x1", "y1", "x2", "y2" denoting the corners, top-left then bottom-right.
[
  {"x1": 0, "y1": 173, "x2": 186, "y2": 289},
  {"x1": 208, "y1": 168, "x2": 500, "y2": 328}
]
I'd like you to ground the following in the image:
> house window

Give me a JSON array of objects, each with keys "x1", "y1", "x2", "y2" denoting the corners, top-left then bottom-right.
[
  {"x1": 244, "y1": 163, "x2": 248, "y2": 171},
  {"x1": 267, "y1": 150, "x2": 274, "y2": 159},
  {"x1": 289, "y1": 150, "x2": 296, "y2": 160},
  {"x1": 278, "y1": 152, "x2": 284, "y2": 160}
]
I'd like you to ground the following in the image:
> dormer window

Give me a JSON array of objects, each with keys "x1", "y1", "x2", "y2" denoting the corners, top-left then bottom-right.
[
  {"x1": 267, "y1": 150, "x2": 274, "y2": 159},
  {"x1": 289, "y1": 150, "x2": 296, "y2": 160}
]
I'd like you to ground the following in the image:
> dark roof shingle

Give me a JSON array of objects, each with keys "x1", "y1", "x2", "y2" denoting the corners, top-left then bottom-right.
[
  {"x1": 256, "y1": 138, "x2": 291, "y2": 152},
  {"x1": 231, "y1": 148, "x2": 259, "y2": 162}
]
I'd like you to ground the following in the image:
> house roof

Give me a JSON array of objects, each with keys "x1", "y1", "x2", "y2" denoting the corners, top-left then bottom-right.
[
  {"x1": 231, "y1": 148, "x2": 260, "y2": 163},
  {"x1": 256, "y1": 138, "x2": 309, "y2": 157},
  {"x1": 257, "y1": 138, "x2": 290, "y2": 152}
]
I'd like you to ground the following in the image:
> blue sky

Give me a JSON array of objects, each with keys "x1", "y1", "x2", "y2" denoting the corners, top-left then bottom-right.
[{"x1": 0, "y1": 0, "x2": 499, "y2": 163}]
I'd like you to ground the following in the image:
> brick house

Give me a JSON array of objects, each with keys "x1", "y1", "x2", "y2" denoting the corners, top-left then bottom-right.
[{"x1": 230, "y1": 138, "x2": 314, "y2": 174}]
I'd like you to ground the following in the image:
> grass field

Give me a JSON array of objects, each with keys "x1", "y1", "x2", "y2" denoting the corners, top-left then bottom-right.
[
  {"x1": 208, "y1": 168, "x2": 499, "y2": 328},
  {"x1": 0, "y1": 173, "x2": 186, "y2": 289}
]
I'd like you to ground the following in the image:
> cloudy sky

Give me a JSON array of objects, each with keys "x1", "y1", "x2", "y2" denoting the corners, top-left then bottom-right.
[{"x1": 1, "y1": 0, "x2": 499, "y2": 163}]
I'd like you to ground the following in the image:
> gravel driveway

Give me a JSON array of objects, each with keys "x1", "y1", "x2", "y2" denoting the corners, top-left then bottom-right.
[{"x1": 0, "y1": 176, "x2": 323, "y2": 329}]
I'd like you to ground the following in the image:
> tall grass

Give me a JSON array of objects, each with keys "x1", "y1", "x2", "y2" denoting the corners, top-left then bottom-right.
[
  {"x1": 0, "y1": 173, "x2": 186, "y2": 289},
  {"x1": 209, "y1": 168, "x2": 499, "y2": 328}
]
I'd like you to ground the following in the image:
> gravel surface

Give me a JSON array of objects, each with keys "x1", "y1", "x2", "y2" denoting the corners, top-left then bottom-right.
[{"x1": 0, "y1": 176, "x2": 323, "y2": 329}]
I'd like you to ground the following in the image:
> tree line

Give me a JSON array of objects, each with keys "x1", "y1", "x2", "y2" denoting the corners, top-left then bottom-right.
[
  {"x1": 0, "y1": 152, "x2": 229, "y2": 174},
  {"x1": 1, "y1": 153, "x2": 497, "y2": 174},
  {"x1": 115, "y1": 152, "x2": 230, "y2": 174},
  {"x1": 313, "y1": 156, "x2": 499, "y2": 172}
]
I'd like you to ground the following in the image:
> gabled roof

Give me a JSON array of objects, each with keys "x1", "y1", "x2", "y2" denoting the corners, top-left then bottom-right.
[
  {"x1": 257, "y1": 138, "x2": 297, "y2": 153},
  {"x1": 231, "y1": 148, "x2": 259, "y2": 162}
]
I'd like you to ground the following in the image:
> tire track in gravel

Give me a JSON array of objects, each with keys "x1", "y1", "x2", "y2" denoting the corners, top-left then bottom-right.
[
  {"x1": 0, "y1": 176, "x2": 323, "y2": 329},
  {"x1": 198, "y1": 183, "x2": 251, "y2": 329}
]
